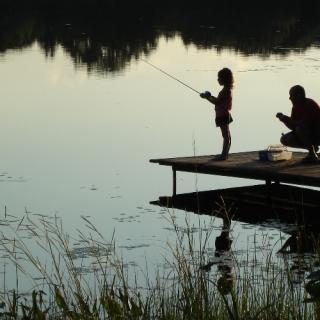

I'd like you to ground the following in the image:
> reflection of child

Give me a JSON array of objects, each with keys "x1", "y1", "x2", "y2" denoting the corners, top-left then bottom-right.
[{"x1": 200, "y1": 68, "x2": 234, "y2": 160}]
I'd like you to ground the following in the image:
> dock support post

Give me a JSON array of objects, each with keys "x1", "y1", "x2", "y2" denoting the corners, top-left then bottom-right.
[
  {"x1": 172, "y1": 167, "x2": 177, "y2": 196},
  {"x1": 265, "y1": 179, "x2": 272, "y2": 204}
]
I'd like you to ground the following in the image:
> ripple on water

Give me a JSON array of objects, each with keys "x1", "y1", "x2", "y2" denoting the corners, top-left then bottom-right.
[
  {"x1": 72, "y1": 266, "x2": 99, "y2": 274},
  {"x1": 0, "y1": 171, "x2": 25, "y2": 182},
  {"x1": 112, "y1": 213, "x2": 140, "y2": 223},
  {"x1": 70, "y1": 245, "x2": 113, "y2": 260},
  {"x1": 239, "y1": 224, "x2": 254, "y2": 230},
  {"x1": 123, "y1": 261, "x2": 139, "y2": 268},
  {"x1": 118, "y1": 244, "x2": 150, "y2": 251},
  {"x1": 79, "y1": 185, "x2": 98, "y2": 191}
]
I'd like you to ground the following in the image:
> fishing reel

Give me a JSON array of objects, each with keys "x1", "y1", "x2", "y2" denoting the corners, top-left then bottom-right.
[{"x1": 200, "y1": 91, "x2": 212, "y2": 98}]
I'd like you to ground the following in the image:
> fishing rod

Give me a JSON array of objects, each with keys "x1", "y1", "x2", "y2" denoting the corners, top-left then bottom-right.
[{"x1": 141, "y1": 59, "x2": 200, "y2": 94}]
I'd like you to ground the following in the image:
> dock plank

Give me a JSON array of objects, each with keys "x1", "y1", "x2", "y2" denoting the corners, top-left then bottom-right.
[{"x1": 150, "y1": 151, "x2": 320, "y2": 188}]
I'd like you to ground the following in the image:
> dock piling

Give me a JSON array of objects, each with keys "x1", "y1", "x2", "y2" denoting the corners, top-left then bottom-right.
[{"x1": 173, "y1": 167, "x2": 177, "y2": 196}]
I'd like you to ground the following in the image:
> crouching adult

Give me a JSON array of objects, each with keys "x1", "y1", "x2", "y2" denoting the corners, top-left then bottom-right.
[{"x1": 276, "y1": 85, "x2": 320, "y2": 163}]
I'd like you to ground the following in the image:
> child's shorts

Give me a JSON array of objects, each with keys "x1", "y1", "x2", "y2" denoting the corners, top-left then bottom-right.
[{"x1": 215, "y1": 114, "x2": 233, "y2": 127}]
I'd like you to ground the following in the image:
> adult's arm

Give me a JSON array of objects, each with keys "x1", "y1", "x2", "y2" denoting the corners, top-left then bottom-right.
[{"x1": 279, "y1": 115, "x2": 296, "y2": 130}]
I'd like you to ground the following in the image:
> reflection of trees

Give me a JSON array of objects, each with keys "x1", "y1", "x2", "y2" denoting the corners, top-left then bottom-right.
[
  {"x1": 43, "y1": 24, "x2": 159, "y2": 75},
  {"x1": 0, "y1": 2, "x2": 320, "y2": 75},
  {"x1": 173, "y1": 4, "x2": 320, "y2": 57},
  {"x1": 0, "y1": 12, "x2": 159, "y2": 75},
  {"x1": 0, "y1": 14, "x2": 39, "y2": 53}
]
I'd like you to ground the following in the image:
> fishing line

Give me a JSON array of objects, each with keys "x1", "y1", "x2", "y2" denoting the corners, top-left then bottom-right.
[{"x1": 141, "y1": 59, "x2": 200, "y2": 94}]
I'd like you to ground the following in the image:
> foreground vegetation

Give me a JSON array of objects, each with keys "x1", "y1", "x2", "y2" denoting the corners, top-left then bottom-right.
[{"x1": 0, "y1": 211, "x2": 319, "y2": 319}]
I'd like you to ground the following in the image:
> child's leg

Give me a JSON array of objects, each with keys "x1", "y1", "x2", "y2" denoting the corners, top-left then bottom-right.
[{"x1": 220, "y1": 124, "x2": 231, "y2": 159}]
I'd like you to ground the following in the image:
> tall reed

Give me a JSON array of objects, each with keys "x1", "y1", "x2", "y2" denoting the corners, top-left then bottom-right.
[{"x1": 0, "y1": 209, "x2": 318, "y2": 319}]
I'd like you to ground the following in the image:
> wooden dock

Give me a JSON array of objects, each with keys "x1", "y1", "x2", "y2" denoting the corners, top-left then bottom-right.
[{"x1": 150, "y1": 151, "x2": 320, "y2": 194}]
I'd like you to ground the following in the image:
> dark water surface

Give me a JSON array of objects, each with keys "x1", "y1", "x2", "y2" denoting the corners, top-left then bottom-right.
[{"x1": 0, "y1": 4, "x2": 320, "y2": 292}]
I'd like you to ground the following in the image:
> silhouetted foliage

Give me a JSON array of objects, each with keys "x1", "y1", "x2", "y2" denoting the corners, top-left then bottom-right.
[{"x1": 0, "y1": 1, "x2": 320, "y2": 75}]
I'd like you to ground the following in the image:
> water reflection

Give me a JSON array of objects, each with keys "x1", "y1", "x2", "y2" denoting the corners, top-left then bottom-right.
[
  {"x1": 152, "y1": 183, "x2": 320, "y2": 289},
  {"x1": 1, "y1": 2, "x2": 320, "y2": 75},
  {"x1": 152, "y1": 183, "x2": 320, "y2": 253},
  {"x1": 200, "y1": 213, "x2": 234, "y2": 294},
  {"x1": 278, "y1": 225, "x2": 316, "y2": 254},
  {"x1": 278, "y1": 225, "x2": 318, "y2": 285},
  {"x1": 152, "y1": 183, "x2": 320, "y2": 228}
]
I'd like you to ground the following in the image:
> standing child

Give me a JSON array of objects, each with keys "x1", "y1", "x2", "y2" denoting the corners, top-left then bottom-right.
[{"x1": 200, "y1": 68, "x2": 234, "y2": 160}]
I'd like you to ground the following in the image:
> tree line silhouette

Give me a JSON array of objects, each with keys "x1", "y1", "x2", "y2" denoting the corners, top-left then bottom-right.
[{"x1": 1, "y1": 1, "x2": 320, "y2": 75}]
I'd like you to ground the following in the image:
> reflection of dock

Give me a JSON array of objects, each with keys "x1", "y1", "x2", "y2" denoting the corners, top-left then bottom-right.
[
  {"x1": 151, "y1": 184, "x2": 320, "y2": 228},
  {"x1": 150, "y1": 151, "x2": 320, "y2": 195}
]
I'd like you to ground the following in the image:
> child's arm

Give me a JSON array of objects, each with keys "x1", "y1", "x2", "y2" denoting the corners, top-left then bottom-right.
[
  {"x1": 200, "y1": 91, "x2": 217, "y2": 104},
  {"x1": 207, "y1": 96, "x2": 218, "y2": 104}
]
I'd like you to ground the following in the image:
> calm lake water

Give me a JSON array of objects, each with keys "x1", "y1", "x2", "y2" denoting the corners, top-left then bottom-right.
[{"x1": 1, "y1": 9, "x2": 320, "y2": 292}]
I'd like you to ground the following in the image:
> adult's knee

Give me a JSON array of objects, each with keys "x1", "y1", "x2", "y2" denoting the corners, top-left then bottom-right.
[
  {"x1": 295, "y1": 125, "x2": 313, "y2": 145},
  {"x1": 281, "y1": 131, "x2": 304, "y2": 148},
  {"x1": 280, "y1": 134, "x2": 289, "y2": 146}
]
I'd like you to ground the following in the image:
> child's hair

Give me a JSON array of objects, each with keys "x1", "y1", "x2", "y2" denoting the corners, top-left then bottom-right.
[{"x1": 218, "y1": 68, "x2": 234, "y2": 88}]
